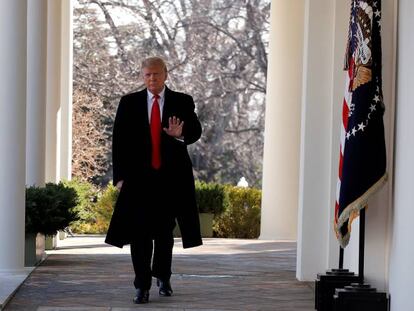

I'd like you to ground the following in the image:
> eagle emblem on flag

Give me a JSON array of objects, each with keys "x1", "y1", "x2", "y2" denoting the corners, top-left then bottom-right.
[{"x1": 334, "y1": 0, "x2": 387, "y2": 248}]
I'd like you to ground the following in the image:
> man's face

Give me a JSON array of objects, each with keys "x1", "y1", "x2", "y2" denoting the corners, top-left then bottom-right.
[{"x1": 142, "y1": 65, "x2": 167, "y2": 95}]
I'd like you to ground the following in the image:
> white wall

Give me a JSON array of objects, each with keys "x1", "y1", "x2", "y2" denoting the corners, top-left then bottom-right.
[{"x1": 389, "y1": 0, "x2": 414, "y2": 309}]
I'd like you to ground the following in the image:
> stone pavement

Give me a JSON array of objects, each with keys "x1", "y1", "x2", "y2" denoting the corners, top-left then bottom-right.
[{"x1": 4, "y1": 236, "x2": 314, "y2": 311}]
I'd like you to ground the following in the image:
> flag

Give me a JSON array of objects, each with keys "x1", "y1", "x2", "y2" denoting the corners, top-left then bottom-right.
[{"x1": 334, "y1": 0, "x2": 387, "y2": 248}]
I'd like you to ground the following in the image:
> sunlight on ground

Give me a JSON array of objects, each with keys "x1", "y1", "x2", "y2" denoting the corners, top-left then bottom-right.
[{"x1": 48, "y1": 235, "x2": 296, "y2": 256}]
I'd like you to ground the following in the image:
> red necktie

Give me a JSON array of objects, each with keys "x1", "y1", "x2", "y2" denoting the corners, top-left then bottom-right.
[{"x1": 150, "y1": 94, "x2": 161, "y2": 169}]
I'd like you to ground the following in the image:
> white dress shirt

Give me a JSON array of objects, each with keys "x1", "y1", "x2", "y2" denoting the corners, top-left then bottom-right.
[
  {"x1": 147, "y1": 87, "x2": 165, "y2": 122},
  {"x1": 147, "y1": 86, "x2": 185, "y2": 142}
]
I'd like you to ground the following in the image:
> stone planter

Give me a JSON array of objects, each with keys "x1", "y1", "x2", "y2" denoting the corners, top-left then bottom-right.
[
  {"x1": 58, "y1": 230, "x2": 67, "y2": 240},
  {"x1": 36, "y1": 233, "x2": 46, "y2": 261},
  {"x1": 45, "y1": 234, "x2": 57, "y2": 250},
  {"x1": 25, "y1": 233, "x2": 46, "y2": 266},
  {"x1": 174, "y1": 213, "x2": 214, "y2": 238},
  {"x1": 199, "y1": 213, "x2": 214, "y2": 237},
  {"x1": 25, "y1": 233, "x2": 37, "y2": 267}
]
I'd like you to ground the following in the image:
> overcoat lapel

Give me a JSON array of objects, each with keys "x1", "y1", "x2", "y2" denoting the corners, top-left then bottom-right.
[
  {"x1": 162, "y1": 87, "x2": 173, "y2": 127},
  {"x1": 136, "y1": 90, "x2": 149, "y2": 124},
  {"x1": 135, "y1": 90, "x2": 150, "y2": 135}
]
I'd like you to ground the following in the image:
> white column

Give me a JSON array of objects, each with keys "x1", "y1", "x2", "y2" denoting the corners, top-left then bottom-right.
[
  {"x1": 296, "y1": 0, "x2": 338, "y2": 281},
  {"x1": 0, "y1": 0, "x2": 27, "y2": 270},
  {"x1": 26, "y1": 0, "x2": 47, "y2": 187},
  {"x1": 260, "y1": 0, "x2": 304, "y2": 240},
  {"x1": 326, "y1": 0, "x2": 353, "y2": 270},
  {"x1": 45, "y1": 0, "x2": 62, "y2": 183},
  {"x1": 389, "y1": 1, "x2": 414, "y2": 309},
  {"x1": 60, "y1": 0, "x2": 73, "y2": 181}
]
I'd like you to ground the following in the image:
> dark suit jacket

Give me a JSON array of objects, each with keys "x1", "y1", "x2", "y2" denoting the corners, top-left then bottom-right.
[{"x1": 105, "y1": 86, "x2": 203, "y2": 249}]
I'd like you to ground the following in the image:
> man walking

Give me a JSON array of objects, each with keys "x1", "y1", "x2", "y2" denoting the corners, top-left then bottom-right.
[{"x1": 105, "y1": 57, "x2": 202, "y2": 304}]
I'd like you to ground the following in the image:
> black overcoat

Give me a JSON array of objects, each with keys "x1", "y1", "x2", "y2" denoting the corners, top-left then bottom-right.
[{"x1": 105, "y1": 87, "x2": 202, "y2": 249}]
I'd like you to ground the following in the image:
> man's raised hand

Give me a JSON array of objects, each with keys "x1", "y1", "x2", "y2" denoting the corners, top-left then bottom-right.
[{"x1": 163, "y1": 116, "x2": 184, "y2": 138}]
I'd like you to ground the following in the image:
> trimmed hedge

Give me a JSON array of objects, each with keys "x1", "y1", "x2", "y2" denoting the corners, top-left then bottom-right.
[
  {"x1": 67, "y1": 180, "x2": 262, "y2": 238},
  {"x1": 213, "y1": 186, "x2": 262, "y2": 239},
  {"x1": 195, "y1": 181, "x2": 228, "y2": 214}
]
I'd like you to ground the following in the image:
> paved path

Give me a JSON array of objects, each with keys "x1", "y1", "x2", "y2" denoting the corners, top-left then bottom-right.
[{"x1": 4, "y1": 236, "x2": 314, "y2": 311}]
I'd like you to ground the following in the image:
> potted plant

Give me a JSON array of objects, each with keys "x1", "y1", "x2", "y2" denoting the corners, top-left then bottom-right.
[
  {"x1": 196, "y1": 181, "x2": 228, "y2": 237},
  {"x1": 25, "y1": 182, "x2": 79, "y2": 265},
  {"x1": 174, "y1": 181, "x2": 227, "y2": 238}
]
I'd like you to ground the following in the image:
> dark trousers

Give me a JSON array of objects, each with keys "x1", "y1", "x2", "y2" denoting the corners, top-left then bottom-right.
[
  {"x1": 130, "y1": 169, "x2": 176, "y2": 290},
  {"x1": 130, "y1": 228, "x2": 175, "y2": 289}
]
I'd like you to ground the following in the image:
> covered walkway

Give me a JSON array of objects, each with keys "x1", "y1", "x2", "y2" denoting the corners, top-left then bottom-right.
[{"x1": 4, "y1": 236, "x2": 313, "y2": 311}]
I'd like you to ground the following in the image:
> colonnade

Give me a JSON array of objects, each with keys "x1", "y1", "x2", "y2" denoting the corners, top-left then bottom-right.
[
  {"x1": 0, "y1": 0, "x2": 73, "y2": 271},
  {"x1": 260, "y1": 0, "x2": 396, "y2": 289}
]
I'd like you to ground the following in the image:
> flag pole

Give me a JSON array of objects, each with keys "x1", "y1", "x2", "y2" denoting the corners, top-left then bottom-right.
[
  {"x1": 358, "y1": 206, "x2": 366, "y2": 283},
  {"x1": 339, "y1": 246, "x2": 344, "y2": 269}
]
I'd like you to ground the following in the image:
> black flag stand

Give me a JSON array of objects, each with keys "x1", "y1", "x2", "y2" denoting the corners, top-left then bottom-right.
[
  {"x1": 315, "y1": 235, "x2": 360, "y2": 310},
  {"x1": 332, "y1": 207, "x2": 389, "y2": 310}
]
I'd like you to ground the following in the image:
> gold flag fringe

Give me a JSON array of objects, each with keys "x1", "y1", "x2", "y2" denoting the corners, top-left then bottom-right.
[{"x1": 335, "y1": 173, "x2": 388, "y2": 248}]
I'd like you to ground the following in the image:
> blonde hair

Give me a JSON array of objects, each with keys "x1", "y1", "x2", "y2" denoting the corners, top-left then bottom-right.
[{"x1": 141, "y1": 57, "x2": 168, "y2": 73}]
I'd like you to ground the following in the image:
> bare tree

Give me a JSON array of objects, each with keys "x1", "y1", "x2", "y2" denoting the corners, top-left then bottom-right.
[
  {"x1": 72, "y1": 89, "x2": 110, "y2": 182},
  {"x1": 73, "y1": 0, "x2": 270, "y2": 186}
]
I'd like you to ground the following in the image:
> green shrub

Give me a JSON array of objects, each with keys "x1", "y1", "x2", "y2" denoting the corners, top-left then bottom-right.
[
  {"x1": 69, "y1": 182, "x2": 118, "y2": 234},
  {"x1": 89, "y1": 183, "x2": 118, "y2": 233},
  {"x1": 63, "y1": 179, "x2": 99, "y2": 226},
  {"x1": 26, "y1": 182, "x2": 79, "y2": 236},
  {"x1": 195, "y1": 181, "x2": 228, "y2": 215},
  {"x1": 213, "y1": 186, "x2": 262, "y2": 239}
]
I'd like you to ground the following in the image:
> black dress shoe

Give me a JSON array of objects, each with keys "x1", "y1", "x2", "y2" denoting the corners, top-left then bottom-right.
[
  {"x1": 133, "y1": 288, "x2": 149, "y2": 304},
  {"x1": 157, "y1": 279, "x2": 173, "y2": 296}
]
